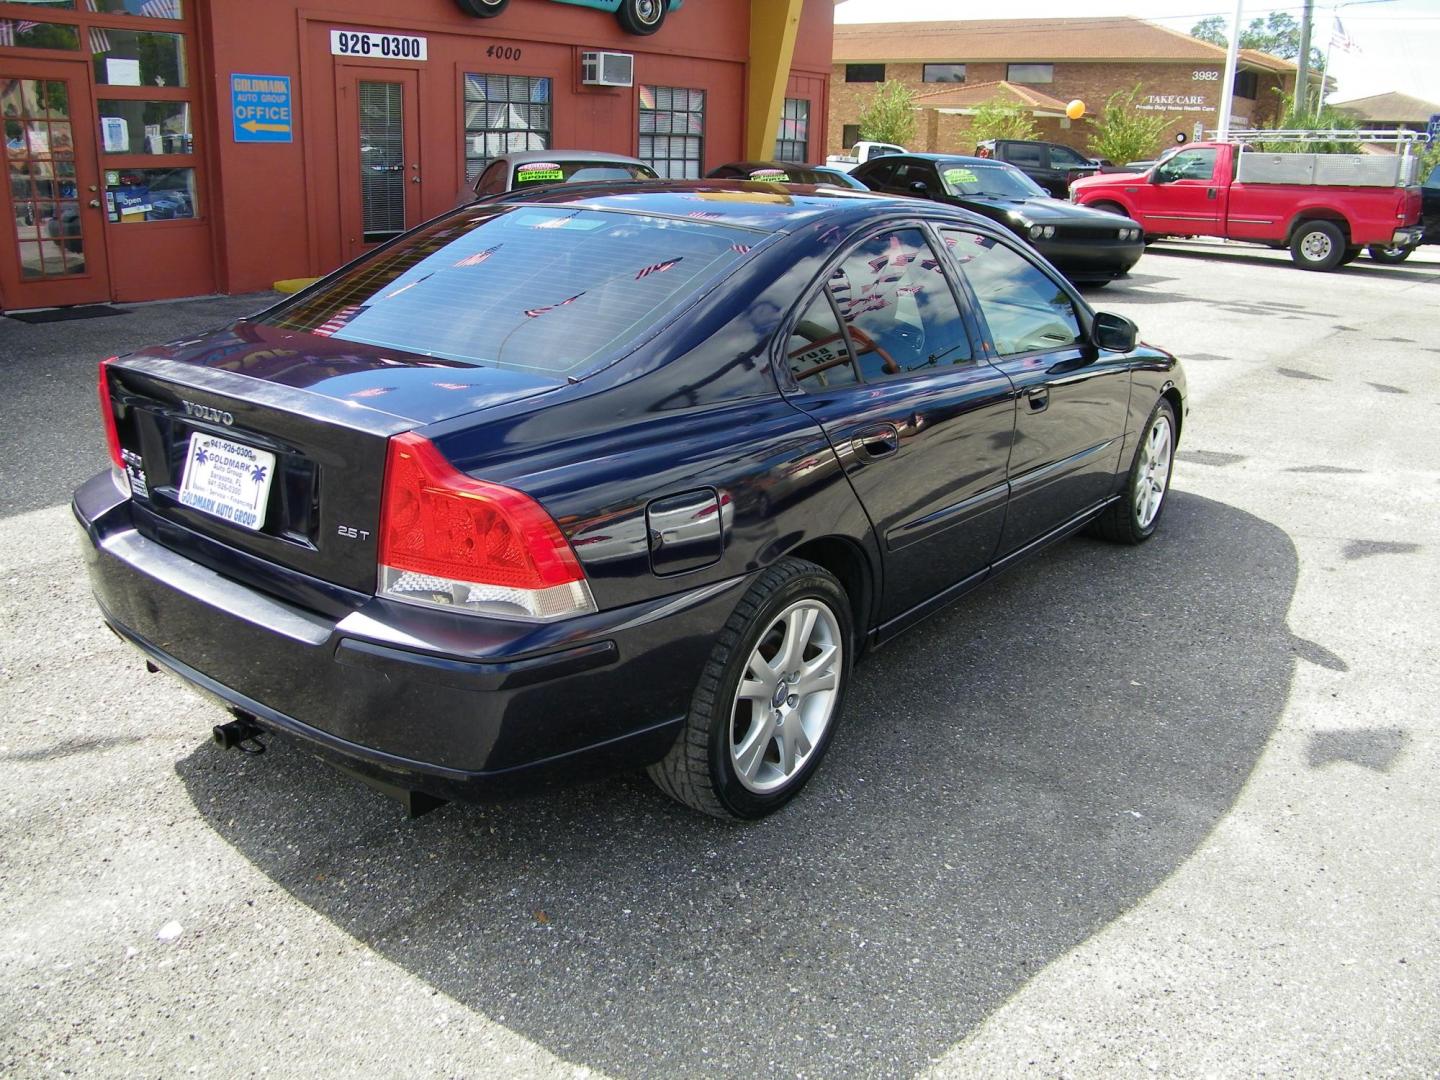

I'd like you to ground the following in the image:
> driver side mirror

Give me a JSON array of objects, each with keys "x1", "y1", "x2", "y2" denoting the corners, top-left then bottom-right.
[
  {"x1": 1092, "y1": 311, "x2": 1137, "y2": 352},
  {"x1": 909, "y1": 180, "x2": 929, "y2": 196}
]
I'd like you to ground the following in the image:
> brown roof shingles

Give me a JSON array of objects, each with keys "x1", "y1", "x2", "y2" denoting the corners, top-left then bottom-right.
[{"x1": 834, "y1": 15, "x2": 1298, "y2": 71}]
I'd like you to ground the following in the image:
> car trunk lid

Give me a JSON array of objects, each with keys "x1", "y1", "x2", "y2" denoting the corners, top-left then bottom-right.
[{"x1": 104, "y1": 322, "x2": 563, "y2": 596}]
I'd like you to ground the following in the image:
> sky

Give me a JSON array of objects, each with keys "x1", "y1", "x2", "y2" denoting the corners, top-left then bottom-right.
[{"x1": 834, "y1": 0, "x2": 1440, "y2": 107}]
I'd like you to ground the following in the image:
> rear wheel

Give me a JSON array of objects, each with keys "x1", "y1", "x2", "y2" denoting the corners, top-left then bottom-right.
[
  {"x1": 1091, "y1": 398, "x2": 1176, "y2": 545},
  {"x1": 1367, "y1": 244, "x2": 1414, "y2": 265},
  {"x1": 617, "y1": 0, "x2": 667, "y2": 34},
  {"x1": 1289, "y1": 220, "x2": 1346, "y2": 271},
  {"x1": 648, "y1": 558, "x2": 852, "y2": 819}
]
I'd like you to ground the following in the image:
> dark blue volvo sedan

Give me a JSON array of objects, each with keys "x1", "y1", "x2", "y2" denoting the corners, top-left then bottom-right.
[{"x1": 77, "y1": 183, "x2": 1186, "y2": 819}]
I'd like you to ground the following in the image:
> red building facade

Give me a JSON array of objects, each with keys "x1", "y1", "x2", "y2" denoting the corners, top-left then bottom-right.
[{"x1": 0, "y1": 0, "x2": 834, "y2": 311}]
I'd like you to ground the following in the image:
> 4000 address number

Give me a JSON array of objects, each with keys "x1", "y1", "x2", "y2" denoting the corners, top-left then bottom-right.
[{"x1": 330, "y1": 30, "x2": 428, "y2": 61}]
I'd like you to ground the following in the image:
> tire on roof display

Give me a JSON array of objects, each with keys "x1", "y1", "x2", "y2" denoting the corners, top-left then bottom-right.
[
  {"x1": 617, "y1": 0, "x2": 666, "y2": 34},
  {"x1": 455, "y1": 0, "x2": 510, "y2": 16}
]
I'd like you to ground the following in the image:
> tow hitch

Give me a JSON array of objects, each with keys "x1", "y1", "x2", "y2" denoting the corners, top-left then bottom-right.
[{"x1": 212, "y1": 712, "x2": 266, "y2": 754}]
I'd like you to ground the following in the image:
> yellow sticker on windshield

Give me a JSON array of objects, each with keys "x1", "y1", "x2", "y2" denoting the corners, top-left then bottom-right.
[
  {"x1": 943, "y1": 167, "x2": 978, "y2": 185},
  {"x1": 516, "y1": 166, "x2": 565, "y2": 182}
]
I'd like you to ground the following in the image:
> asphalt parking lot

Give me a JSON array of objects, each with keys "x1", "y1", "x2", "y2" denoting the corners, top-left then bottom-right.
[{"x1": 2, "y1": 242, "x2": 1437, "y2": 1078}]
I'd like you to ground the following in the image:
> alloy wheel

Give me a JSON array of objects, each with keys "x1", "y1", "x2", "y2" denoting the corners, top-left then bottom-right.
[
  {"x1": 1135, "y1": 413, "x2": 1172, "y2": 528},
  {"x1": 729, "y1": 599, "x2": 842, "y2": 794}
]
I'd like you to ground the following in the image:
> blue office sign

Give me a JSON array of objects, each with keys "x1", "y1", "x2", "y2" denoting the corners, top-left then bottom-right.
[
  {"x1": 1427, "y1": 113, "x2": 1440, "y2": 142},
  {"x1": 231, "y1": 74, "x2": 293, "y2": 143}
]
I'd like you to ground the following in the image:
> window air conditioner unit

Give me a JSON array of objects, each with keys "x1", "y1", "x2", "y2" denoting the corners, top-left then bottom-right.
[{"x1": 581, "y1": 51, "x2": 634, "y2": 88}]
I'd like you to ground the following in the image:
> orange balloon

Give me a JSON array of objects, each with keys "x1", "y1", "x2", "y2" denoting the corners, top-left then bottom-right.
[{"x1": 1066, "y1": 99, "x2": 1086, "y2": 120}]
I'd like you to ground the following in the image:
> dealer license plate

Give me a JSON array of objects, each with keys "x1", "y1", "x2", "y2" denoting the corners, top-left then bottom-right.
[{"x1": 178, "y1": 433, "x2": 276, "y2": 532}]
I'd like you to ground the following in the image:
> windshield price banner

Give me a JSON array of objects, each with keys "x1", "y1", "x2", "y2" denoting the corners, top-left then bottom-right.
[{"x1": 330, "y1": 29, "x2": 428, "y2": 61}]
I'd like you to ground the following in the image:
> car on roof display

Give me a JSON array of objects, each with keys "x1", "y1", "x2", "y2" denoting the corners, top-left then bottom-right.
[
  {"x1": 463, "y1": 149, "x2": 659, "y2": 203},
  {"x1": 457, "y1": 0, "x2": 681, "y2": 35},
  {"x1": 706, "y1": 161, "x2": 868, "y2": 189},
  {"x1": 78, "y1": 181, "x2": 1186, "y2": 820},
  {"x1": 852, "y1": 153, "x2": 1145, "y2": 284}
]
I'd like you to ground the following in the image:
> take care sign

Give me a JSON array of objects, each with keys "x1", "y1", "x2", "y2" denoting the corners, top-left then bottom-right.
[{"x1": 231, "y1": 74, "x2": 293, "y2": 143}]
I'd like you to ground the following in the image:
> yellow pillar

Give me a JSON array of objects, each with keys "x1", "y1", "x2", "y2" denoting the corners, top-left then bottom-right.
[{"x1": 746, "y1": 0, "x2": 805, "y2": 160}]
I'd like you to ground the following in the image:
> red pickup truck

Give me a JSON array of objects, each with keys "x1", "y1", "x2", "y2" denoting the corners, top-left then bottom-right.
[{"x1": 1070, "y1": 141, "x2": 1424, "y2": 271}]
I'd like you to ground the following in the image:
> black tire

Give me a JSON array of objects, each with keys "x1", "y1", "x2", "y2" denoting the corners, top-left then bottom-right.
[
  {"x1": 1091, "y1": 201, "x2": 1127, "y2": 216},
  {"x1": 647, "y1": 558, "x2": 853, "y2": 819},
  {"x1": 1366, "y1": 244, "x2": 1413, "y2": 265},
  {"x1": 1091, "y1": 397, "x2": 1177, "y2": 545},
  {"x1": 1340, "y1": 246, "x2": 1362, "y2": 265},
  {"x1": 1289, "y1": 220, "x2": 1346, "y2": 271},
  {"x1": 455, "y1": 0, "x2": 510, "y2": 15},
  {"x1": 617, "y1": 0, "x2": 667, "y2": 34}
]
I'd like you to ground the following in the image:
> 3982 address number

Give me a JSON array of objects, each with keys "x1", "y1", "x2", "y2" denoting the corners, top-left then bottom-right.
[{"x1": 330, "y1": 30, "x2": 428, "y2": 61}]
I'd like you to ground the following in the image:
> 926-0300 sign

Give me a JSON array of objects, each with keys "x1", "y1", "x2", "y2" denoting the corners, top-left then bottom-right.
[{"x1": 330, "y1": 29, "x2": 428, "y2": 61}]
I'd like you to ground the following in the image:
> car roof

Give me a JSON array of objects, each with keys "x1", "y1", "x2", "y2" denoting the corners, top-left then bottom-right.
[
  {"x1": 871, "y1": 153, "x2": 1015, "y2": 167},
  {"x1": 491, "y1": 179, "x2": 978, "y2": 233},
  {"x1": 500, "y1": 149, "x2": 651, "y2": 167}
]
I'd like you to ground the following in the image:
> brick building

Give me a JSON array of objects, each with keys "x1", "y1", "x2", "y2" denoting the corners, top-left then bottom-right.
[{"x1": 831, "y1": 16, "x2": 1301, "y2": 159}]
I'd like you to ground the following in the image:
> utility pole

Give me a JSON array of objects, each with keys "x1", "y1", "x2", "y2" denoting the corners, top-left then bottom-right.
[
  {"x1": 1295, "y1": 0, "x2": 1314, "y2": 116},
  {"x1": 1217, "y1": 0, "x2": 1245, "y2": 139}
]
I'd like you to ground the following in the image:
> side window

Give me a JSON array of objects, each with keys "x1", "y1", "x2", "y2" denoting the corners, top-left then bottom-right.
[
  {"x1": 474, "y1": 160, "x2": 507, "y2": 197},
  {"x1": 1156, "y1": 148, "x2": 1218, "y2": 183},
  {"x1": 831, "y1": 229, "x2": 973, "y2": 381},
  {"x1": 786, "y1": 289, "x2": 859, "y2": 389},
  {"x1": 859, "y1": 159, "x2": 899, "y2": 187},
  {"x1": 941, "y1": 230, "x2": 1082, "y2": 356},
  {"x1": 1005, "y1": 143, "x2": 1043, "y2": 168},
  {"x1": 1048, "y1": 145, "x2": 1087, "y2": 166}
]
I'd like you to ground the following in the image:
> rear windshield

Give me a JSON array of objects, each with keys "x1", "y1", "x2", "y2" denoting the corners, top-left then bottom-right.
[
  {"x1": 743, "y1": 165, "x2": 858, "y2": 187},
  {"x1": 939, "y1": 162, "x2": 1046, "y2": 200},
  {"x1": 262, "y1": 206, "x2": 757, "y2": 375},
  {"x1": 511, "y1": 160, "x2": 659, "y2": 188}
]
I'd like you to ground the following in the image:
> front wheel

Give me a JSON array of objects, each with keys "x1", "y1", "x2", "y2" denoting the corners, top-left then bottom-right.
[
  {"x1": 648, "y1": 558, "x2": 852, "y2": 819},
  {"x1": 1090, "y1": 398, "x2": 1176, "y2": 545},
  {"x1": 1290, "y1": 220, "x2": 1346, "y2": 271},
  {"x1": 1367, "y1": 244, "x2": 1414, "y2": 265},
  {"x1": 617, "y1": 0, "x2": 667, "y2": 34}
]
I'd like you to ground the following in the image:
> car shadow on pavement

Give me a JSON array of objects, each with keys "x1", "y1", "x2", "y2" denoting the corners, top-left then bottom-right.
[
  {"x1": 176, "y1": 491, "x2": 1301, "y2": 1079},
  {"x1": 1146, "y1": 245, "x2": 1440, "y2": 284}
]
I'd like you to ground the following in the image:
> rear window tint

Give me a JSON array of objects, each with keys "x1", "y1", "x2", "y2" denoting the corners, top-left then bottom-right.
[
  {"x1": 511, "y1": 160, "x2": 659, "y2": 188},
  {"x1": 263, "y1": 206, "x2": 757, "y2": 375}
]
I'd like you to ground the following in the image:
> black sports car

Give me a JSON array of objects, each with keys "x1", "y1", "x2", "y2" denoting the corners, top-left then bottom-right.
[
  {"x1": 78, "y1": 182, "x2": 1185, "y2": 819},
  {"x1": 853, "y1": 153, "x2": 1145, "y2": 284}
]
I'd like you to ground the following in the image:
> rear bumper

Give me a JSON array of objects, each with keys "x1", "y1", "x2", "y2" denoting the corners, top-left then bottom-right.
[
  {"x1": 1390, "y1": 226, "x2": 1424, "y2": 247},
  {"x1": 74, "y1": 470, "x2": 743, "y2": 801},
  {"x1": 1035, "y1": 237, "x2": 1145, "y2": 279}
]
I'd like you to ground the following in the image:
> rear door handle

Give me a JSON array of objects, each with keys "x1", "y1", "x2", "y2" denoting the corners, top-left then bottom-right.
[
  {"x1": 1026, "y1": 387, "x2": 1050, "y2": 412},
  {"x1": 851, "y1": 423, "x2": 900, "y2": 461}
]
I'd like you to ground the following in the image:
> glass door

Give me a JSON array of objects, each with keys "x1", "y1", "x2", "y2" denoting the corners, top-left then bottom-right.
[
  {"x1": 0, "y1": 60, "x2": 111, "y2": 308},
  {"x1": 337, "y1": 67, "x2": 420, "y2": 262}
]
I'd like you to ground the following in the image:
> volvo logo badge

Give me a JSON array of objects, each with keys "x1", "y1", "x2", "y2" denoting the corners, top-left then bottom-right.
[{"x1": 181, "y1": 399, "x2": 234, "y2": 426}]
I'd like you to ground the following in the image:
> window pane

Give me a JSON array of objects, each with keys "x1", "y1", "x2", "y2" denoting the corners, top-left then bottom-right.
[
  {"x1": 1006, "y1": 64, "x2": 1053, "y2": 84},
  {"x1": 844, "y1": 64, "x2": 885, "y2": 83},
  {"x1": 1049, "y1": 145, "x2": 1086, "y2": 165},
  {"x1": 787, "y1": 290, "x2": 857, "y2": 388},
  {"x1": 0, "y1": 20, "x2": 80, "y2": 50},
  {"x1": 462, "y1": 73, "x2": 551, "y2": 182},
  {"x1": 91, "y1": 27, "x2": 185, "y2": 86},
  {"x1": 1005, "y1": 143, "x2": 1042, "y2": 167},
  {"x1": 774, "y1": 97, "x2": 808, "y2": 163},
  {"x1": 942, "y1": 231, "x2": 1080, "y2": 356},
  {"x1": 261, "y1": 207, "x2": 757, "y2": 375},
  {"x1": 639, "y1": 84, "x2": 703, "y2": 179},
  {"x1": 841, "y1": 123, "x2": 861, "y2": 147},
  {"x1": 922, "y1": 64, "x2": 966, "y2": 83},
  {"x1": 832, "y1": 229, "x2": 971, "y2": 381},
  {"x1": 1156, "y1": 148, "x2": 1217, "y2": 182},
  {"x1": 105, "y1": 166, "x2": 196, "y2": 222},
  {"x1": 90, "y1": 0, "x2": 183, "y2": 16},
  {"x1": 98, "y1": 100, "x2": 190, "y2": 154},
  {"x1": 359, "y1": 81, "x2": 403, "y2": 242}
]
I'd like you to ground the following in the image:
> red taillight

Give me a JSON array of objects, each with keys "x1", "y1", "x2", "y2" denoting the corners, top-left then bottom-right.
[
  {"x1": 99, "y1": 356, "x2": 123, "y2": 469},
  {"x1": 377, "y1": 433, "x2": 593, "y2": 620}
]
